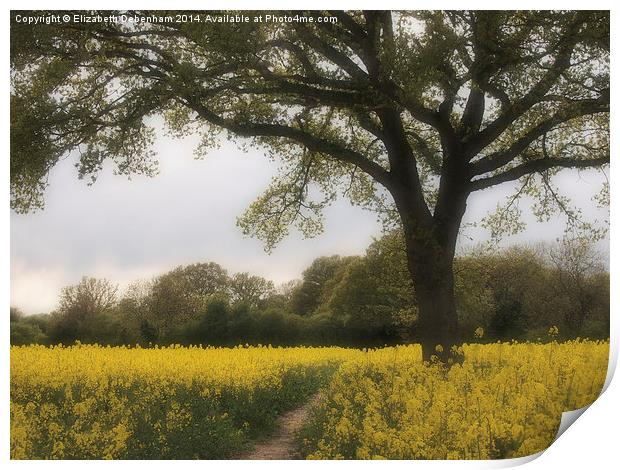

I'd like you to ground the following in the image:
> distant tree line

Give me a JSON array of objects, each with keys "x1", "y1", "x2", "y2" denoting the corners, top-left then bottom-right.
[{"x1": 10, "y1": 234, "x2": 609, "y2": 347}]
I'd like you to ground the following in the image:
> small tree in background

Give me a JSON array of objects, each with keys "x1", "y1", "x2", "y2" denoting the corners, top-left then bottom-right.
[
  {"x1": 49, "y1": 277, "x2": 118, "y2": 344},
  {"x1": 10, "y1": 307, "x2": 25, "y2": 323},
  {"x1": 291, "y1": 256, "x2": 357, "y2": 316},
  {"x1": 228, "y1": 272, "x2": 275, "y2": 309},
  {"x1": 57, "y1": 277, "x2": 118, "y2": 322},
  {"x1": 148, "y1": 262, "x2": 229, "y2": 335},
  {"x1": 548, "y1": 236, "x2": 607, "y2": 336}
]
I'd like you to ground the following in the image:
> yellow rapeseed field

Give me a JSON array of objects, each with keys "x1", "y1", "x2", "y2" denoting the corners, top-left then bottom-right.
[
  {"x1": 298, "y1": 340, "x2": 609, "y2": 459},
  {"x1": 11, "y1": 341, "x2": 609, "y2": 460},
  {"x1": 10, "y1": 344, "x2": 360, "y2": 459}
]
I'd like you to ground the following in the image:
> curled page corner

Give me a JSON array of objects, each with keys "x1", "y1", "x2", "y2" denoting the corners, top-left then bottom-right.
[{"x1": 555, "y1": 405, "x2": 590, "y2": 441}]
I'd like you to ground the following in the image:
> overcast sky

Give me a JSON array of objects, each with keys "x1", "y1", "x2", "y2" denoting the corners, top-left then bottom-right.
[{"x1": 10, "y1": 129, "x2": 609, "y2": 314}]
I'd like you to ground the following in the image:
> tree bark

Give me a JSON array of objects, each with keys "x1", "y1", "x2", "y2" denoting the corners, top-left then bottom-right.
[
  {"x1": 392, "y1": 180, "x2": 468, "y2": 363},
  {"x1": 402, "y1": 229, "x2": 462, "y2": 363},
  {"x1": 380, "y1": 103, "x2": 471, "y2": 363}
]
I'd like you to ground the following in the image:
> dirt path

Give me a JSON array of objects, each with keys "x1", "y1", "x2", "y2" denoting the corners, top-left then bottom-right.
[{"x1": 236, "y1": 394, "x2": 321, "y2": 460}]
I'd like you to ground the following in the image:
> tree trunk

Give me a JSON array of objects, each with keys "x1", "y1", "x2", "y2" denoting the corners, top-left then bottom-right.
[
  {"x1": 394, "y1": 185, "x2": 467, "y2": 364},
  {"x1": 383, "y1": 118, "x2": 470, "y2": 362},
  {"x1": 404, "y1": 237, "x2": 462, "y2": 363}
]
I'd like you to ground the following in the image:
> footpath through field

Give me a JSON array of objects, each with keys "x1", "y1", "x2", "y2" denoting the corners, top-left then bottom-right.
[{"x1": 236, "y1": 393, "x2": 322, "y2": 460}]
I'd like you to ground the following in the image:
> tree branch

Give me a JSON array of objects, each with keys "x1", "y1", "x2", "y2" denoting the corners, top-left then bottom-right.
[
  {"x1": 293, "y1": 23, "x2": 369, "y2": 81},
  {"x1": 470, "y1": 98, "x2": 609, "y2": 176},
  {"x1": 464, "y1": 12, "x2": 591, "y2": 157},
  {"x1": 469, "y1": 155, "x2": 609, "y2": 192},
  {"x1": 184, "y1": 97, "x2": 393, "y2": 189}
]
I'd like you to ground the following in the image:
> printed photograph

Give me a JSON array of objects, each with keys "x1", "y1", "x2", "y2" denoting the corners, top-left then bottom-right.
[{"x1": 9, "y1": 9, "x2": 610, "y2": 460}]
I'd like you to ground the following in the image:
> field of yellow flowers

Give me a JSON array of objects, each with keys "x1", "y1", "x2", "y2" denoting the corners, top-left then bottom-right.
[
  {"x1": 10, "y1": 344, "x2": 360, "y2": 459},
  {"x1": 11, "y1": 341, "x2": 608, "y2": 460},
  {"x1": 298, "y1": 341, "x2": 609, "y2": 459}
]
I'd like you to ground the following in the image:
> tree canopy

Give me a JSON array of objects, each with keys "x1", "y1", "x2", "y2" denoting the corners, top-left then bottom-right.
[{"x1": 11, "y1": 11, "x2": 609, "y2": 243}]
